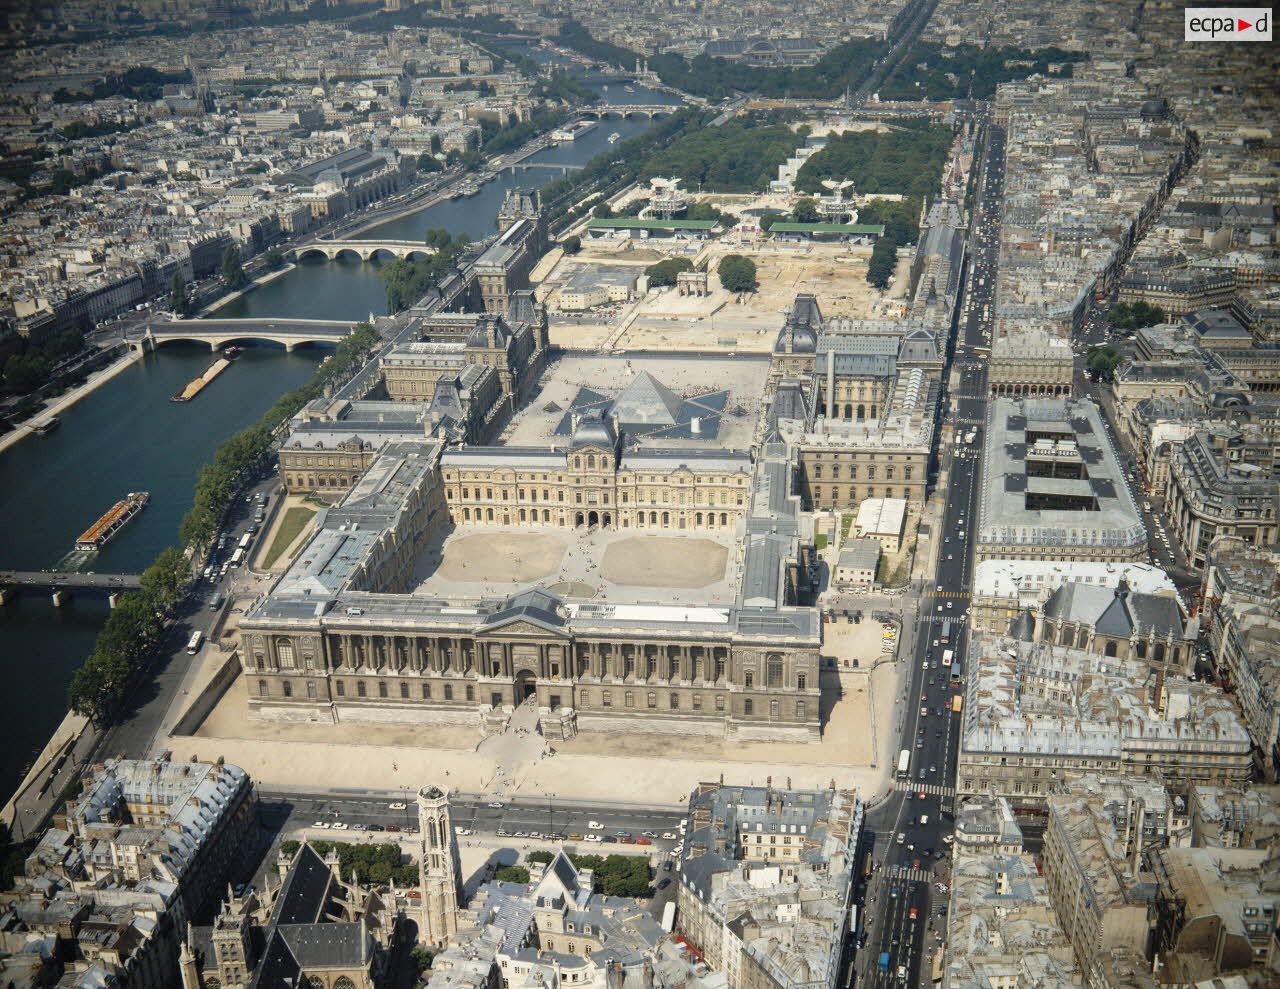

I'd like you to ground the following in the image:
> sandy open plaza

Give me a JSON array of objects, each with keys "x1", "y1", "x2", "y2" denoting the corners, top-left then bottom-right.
[
  {"x1": 412, "y1": 525, "x2": 737, "y2": 606},
  {"x1": 171, "y1": 657, "x2": 898, "y2": 808},
  {"x1": 542, "y1": 231, "x2": 913, "y2": 354}
]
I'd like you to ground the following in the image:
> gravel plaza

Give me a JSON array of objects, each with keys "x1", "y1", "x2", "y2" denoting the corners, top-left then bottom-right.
[{"x1": 410, "y1": 524, "x2": 738, "y2": 606}]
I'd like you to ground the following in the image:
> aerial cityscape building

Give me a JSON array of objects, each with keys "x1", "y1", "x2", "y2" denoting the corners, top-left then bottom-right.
[{"x1": 0, "y1": 3, "x2": 1277, "y2": 989}]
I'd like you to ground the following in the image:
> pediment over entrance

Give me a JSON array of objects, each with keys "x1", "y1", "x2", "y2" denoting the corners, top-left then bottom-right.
[{"x1": 482, "y1": 618, "x2": 566, "y2": 638}]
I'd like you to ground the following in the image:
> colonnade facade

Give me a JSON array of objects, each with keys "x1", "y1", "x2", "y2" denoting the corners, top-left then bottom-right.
[{"x1": 239, "y1": 620, "x2": 821, "y2": 739}]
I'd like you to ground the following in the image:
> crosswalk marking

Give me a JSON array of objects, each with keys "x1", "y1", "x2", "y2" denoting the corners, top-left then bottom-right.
[
  {"x1": 923, "y1": 590, "x2": 970, "y2": 599},
  {"x1": 909, "y1": 783, "x2": 955, "y2": 797},
  {"x1": 888, "y1": 866, "x2": 932, "y2": 884}
]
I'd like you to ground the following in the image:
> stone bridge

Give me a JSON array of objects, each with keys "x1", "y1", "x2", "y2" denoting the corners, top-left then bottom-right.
[
  {"x1": 290, "y1": 239, "x2": 440, "y2": 263},
  {"x1": 133, "y1": 318, "x2": 358, "y2": 353},
  {"x1": 578, "y1": 104, "x2": 678, "y2": 120}
]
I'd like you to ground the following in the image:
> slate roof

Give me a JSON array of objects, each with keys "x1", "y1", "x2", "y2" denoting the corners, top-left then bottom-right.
[
  {"x1": 1043, "y1": 580, "x2": 1184, "y2": 640},
  {"x1": 569, "y1": 409, "x2": 617, "y2": 450},
  {"x1": 250, "y1": 843, "x2": 373, "y2": 989},
  {"x1": 483, "y1": 589, "x2": 567, "y2": 631}
]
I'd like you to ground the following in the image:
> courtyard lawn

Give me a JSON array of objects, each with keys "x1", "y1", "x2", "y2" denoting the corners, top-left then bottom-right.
[{"x1": 261, "y1": 506, "x2": 316, "y2": 569}]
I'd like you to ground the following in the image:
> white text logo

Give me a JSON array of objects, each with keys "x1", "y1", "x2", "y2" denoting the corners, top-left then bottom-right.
[{"x1": 1185, "y1": 7, "x2": 1272, "y2": 39}]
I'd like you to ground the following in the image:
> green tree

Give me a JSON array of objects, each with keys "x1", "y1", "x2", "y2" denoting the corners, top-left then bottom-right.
[
  {"x1": 221, "y1": 245, "x2": 247, "y2": 290},
  {"x1": 641, "y1": 118, "x2": 799, "y2": 193},
  {"x1": 417, "y1": 153, "x2": 442, "y2": 173},
  {"x1": 1108, "y1": 301, "x2": 1165, "y2": 331},
  {"x1": 3, "y1": 353, "x2": 51, "y2": 394},
  {"x1": 140, "y1": 547, "x2": 191, "y2": 611},
  {"x1": 495, "y1": 865, "x2": 530, "y2": 883},
  {"x1": 169, "y1": 272, "x2": 189, "y2": 316},
  {"x1": 645, "y1": 257, "x2": 693, "y2": 288},
  {"x1": 430, "y1": 134, "x2": 443, "y2": 155},
  {"x1": 1087, "y1": 345, "x2": 1122, "y2": 382},
  {"x1": 411, "y1": 947, "x2": 436, "y2": 974},
  {"x1": 424, "y1": 227, "x2": 453, "y2": 250},
  {"x1": 718, "y1": 254, "x2": 758, "y2": 293},
  {"x1": 792, "y1": 197, "x2": 820, "y2": 223},
  {"x1": 592, "y1": 202, "x2": 614, "y2": 219},
  {"x1": 561, "y1": 235, "x2": 581, "y2": 255},
  {"x1": 795, "y1": 126, "x2": 953, "y2": 203},
  {"x1": 867, "y1": 236, "x2": 898, "y2": 288}
]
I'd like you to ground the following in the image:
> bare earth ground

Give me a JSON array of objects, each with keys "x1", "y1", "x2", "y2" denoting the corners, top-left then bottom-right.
[
  {"x1": 601, "y1": 536, "x2": 726, "y2": 588},
  {"x1": 411, "y1": 526, "x2": 740, "y2": 607},
  {"x1": 428, "y1": 531, "x2": 567, "y2": 584},
  {"x1": 543, "y1": 232, "x2": 903, "y2": 354}
]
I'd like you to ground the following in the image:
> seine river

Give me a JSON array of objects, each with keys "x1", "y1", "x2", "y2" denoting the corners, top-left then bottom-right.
[{"x1": 0, "y1": 76, "x2": 680, "y2": 801}]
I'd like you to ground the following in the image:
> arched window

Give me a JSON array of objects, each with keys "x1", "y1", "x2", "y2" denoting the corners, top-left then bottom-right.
[
  {"x1": 308, "y1": 978, "x2": 325, "y2": 989},
  {"x1": 1153, "y1": 642, "x2": 1166, "y2": 663},
  {"x1": 587, "y1": 455, "x2": 596, "y2": 469},
  {"x1": 1104, "y1": 641, "x2": 1118, "y2": 658},
  {"x1": 335, "y1": 976, "x2": 358, "y2": 989},
  {"x1": 766, "y1": 655, "x2": 783, "y2": 688},
  {"x1": 744, "y1": 670, "x2": 754, "y2": 689},
  {"x1": 1135, "y1": 641, "x2": 1147, "y2": 659},
  {"x1": 277, "y1": 638, "x2": 295, "y2": 668}
]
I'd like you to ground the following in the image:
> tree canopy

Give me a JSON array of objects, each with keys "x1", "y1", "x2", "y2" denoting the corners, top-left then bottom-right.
[
  {"x1": 795, "y1": 125, "x2": 952, "y2": 202},
  {"x1": 879, "y1": 43, "x2": 1087, "y2": 101},
  {"x1": 642, "y1": 118, "x2": 801, "y2": 193},
  {"x1": 645, "y1": 257, "x2": 693, "y2": 287},
  {"x1": 1108, "y1": 301, "x2": 1165, "y2": 331},
  {"x1": 867, "y1": 237, "x2": 898, "y2": 289},
  {"x1": 647, "y1": 38, "x2": 884, "y2": 101},
  {"x1": 792, "y1": 198, "x2": 819, "y2": 223},
  {"x1": 221, "y1": 245, "x2": 247, "y2": 290},
  {"x1": 524, "y1": 851, "x2": 651, "y2": 897},
  {"x1": 718, "y1": 255, "x2": 758, "y2": 293},
  {"x1": 378, "y1": 234, "x2": 468, "y2": 312},
  {"x1": 1087, "y1": 345, "x2": 1123, "y2": 382}
]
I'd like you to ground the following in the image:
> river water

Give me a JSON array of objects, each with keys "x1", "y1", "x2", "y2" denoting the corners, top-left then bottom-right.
[
  {"x1": 219, "y1": 83, "x2": 676, "y2": 321},
  {"x1": 0, "y1": 72, "x2": 680, "y2": 802}
]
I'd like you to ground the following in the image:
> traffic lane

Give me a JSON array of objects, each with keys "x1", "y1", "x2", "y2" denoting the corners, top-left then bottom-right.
[{"x1": 262, "y1": 791, "x2": 685, "y2": 842}]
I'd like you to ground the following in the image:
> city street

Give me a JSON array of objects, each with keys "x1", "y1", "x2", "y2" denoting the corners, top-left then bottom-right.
[{"x1": 858, "y1": 114, "x2": 1004, "y2": 989}]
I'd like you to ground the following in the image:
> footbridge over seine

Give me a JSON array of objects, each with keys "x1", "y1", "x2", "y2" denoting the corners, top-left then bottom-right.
[
  {"x1": 132, "y1": 317, "x2": 358, "y2": 352},
  {"x1": 290, "y1": 239, "x2": 439, "y2": 263}
]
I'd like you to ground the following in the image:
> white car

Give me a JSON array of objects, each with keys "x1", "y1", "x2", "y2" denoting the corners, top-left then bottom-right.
[
  {"x1": 588, "y1": 820, "x2": 603, "y2": 830},
  {"x1": 455, "y1": 827, "x2": 472, "y2": 836},
  {"x1": 662, "y1": 832, "x2": 678, "y2": 840},
  {"x1": 389, "y1": 802, "x2": 407, "y2": 810},
  {"x1": 583, "y1": 834, "x2": 603, "y2": 843},
  {"x1": 331, "y1": 822, "x2": 349, "y2": 830},
  {"x1": 311, "y1": 821, "x2": 331, "y2": 829}
]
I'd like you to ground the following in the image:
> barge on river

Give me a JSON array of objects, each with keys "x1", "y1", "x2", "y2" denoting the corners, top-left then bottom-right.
[{"x1": 75, "y1": 492, "x2": 149, "y2": 552}]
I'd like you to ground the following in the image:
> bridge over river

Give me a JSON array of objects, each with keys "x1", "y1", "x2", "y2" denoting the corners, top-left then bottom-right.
[
  {"x1": 289, "y1": 239, "x2": 439, "y2": 263},
  {"x1": 0, "y1": 570, "x2": 141, "y2": 606},
  {"x1": 131, "y1": 317, "x2": 357, "y2": 352}
]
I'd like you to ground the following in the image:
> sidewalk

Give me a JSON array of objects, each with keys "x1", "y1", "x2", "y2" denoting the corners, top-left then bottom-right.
[{"x1": 0, "y1": 349, "x2": 142, "y2": 456}]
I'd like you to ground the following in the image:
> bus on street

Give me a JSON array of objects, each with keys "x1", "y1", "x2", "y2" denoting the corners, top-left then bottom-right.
[
  {"x1": 186, "y1": 631, "x2": 203, "y2": 654},
  {"x1": 897, "y1": 749, "x2": 911, "y2": 779}
]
